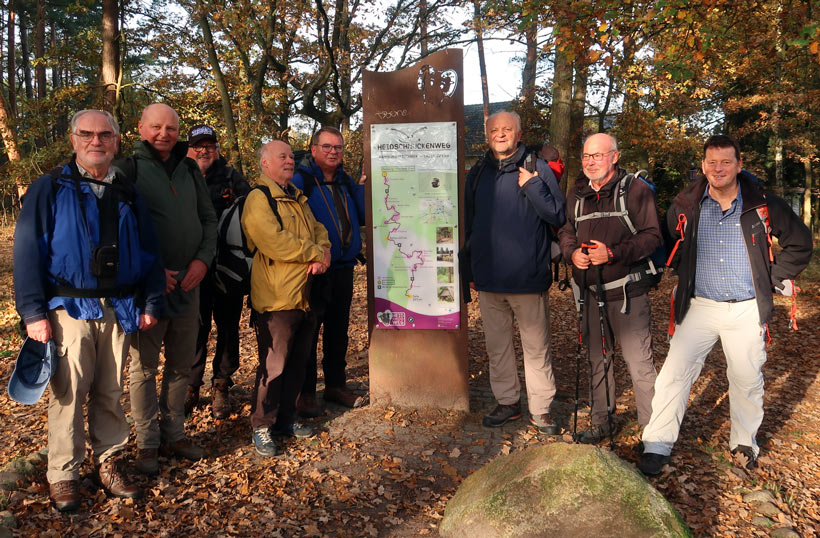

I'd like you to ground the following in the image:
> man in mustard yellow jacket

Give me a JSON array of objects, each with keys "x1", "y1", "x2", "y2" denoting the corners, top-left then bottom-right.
[{"x1": 241, "y1": 140, "x2": 331, "y2": 457}]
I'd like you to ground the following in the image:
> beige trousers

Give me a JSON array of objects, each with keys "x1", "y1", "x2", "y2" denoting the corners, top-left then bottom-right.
[
  {"x1": 478, "y1": 291, "x2": 556, "y2": 415},
  {"x1": 47, "y1": 305, "x2": 130, "y2": 483}
]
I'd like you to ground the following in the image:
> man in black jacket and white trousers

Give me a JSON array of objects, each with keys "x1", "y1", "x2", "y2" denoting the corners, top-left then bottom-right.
[{"x1": 639, "y1": 135, "x2": 813, "y2": 475}]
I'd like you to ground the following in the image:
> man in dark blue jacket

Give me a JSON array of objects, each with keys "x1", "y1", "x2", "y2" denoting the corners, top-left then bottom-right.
[
  {"x1": 291, "y1": 127, "x2": 366, "y2": 414},
  {"x1": 463, "y1": 111, "x2": 566, "y2": 433},
  {"x1": 14, "y1": 110, "x2": 165, "y2": 511}
]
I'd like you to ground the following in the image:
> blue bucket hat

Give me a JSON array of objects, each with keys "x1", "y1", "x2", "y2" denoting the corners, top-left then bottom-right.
[{"x1": 8, "y1": 337, "x2": 56, "y2": 405}]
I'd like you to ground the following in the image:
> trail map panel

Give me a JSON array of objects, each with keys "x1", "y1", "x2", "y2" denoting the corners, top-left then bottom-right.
[{"x1": 371, "y1": 121, "x2": 460, "y2": 329}]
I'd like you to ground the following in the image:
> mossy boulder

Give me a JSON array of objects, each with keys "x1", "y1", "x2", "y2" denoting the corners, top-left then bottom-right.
[{"x1": 440, "y1": 443, "x2": 691, "y2": 538}]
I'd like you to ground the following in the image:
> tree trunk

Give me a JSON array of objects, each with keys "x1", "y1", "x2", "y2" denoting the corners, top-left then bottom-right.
[
  {"x1": 101, "y1": 0, "x2": 120, "y2": 116},
  {"x1": 549, "y1": 46, "x2": 572, "y2": 195},
  {"x1": 196, "y1": 1, "x2": 242, "y2": 174},
  {"x1": 19, "y1": 8, "x2": 32, "y2": 99},
  {"x1": 803, "y1": 157, "x2": 813, "y2": 230},
  {"x1": 35, "y1": 0, "x2": 46, "y2": 100},
  {"x1": 0, "y1": 88, "x2": 22, "y2": 161},
  {"x1": 567, "y1": 59, "x2": 588, "y2": 185},
  {"x1": 419, "y1": 0, "x2": 427, "y2": 56},
  {"x1": 7, "y1": 4, "x2": 16, "y2": 118},
  {"x1": 473, "y1": 0, "x2": 489, "y2": 124},
  {"x1": 521, "y1": 22, "x2": 537, "y2": 108}
]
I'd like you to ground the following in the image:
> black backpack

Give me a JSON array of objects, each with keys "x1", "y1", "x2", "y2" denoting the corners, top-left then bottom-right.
[{"x1": 213, "y1": 186, "x2": 282, "y2": 296}]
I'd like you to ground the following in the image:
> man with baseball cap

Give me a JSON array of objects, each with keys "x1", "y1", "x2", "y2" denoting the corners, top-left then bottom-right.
[{"x1": 184, "y1": 125, "x2": 250, "y2": 419}]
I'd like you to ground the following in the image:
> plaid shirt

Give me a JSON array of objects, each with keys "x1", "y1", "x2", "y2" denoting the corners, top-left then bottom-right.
[{"x1": 694, "y1": 185, "x2": 755, "y2": 302}]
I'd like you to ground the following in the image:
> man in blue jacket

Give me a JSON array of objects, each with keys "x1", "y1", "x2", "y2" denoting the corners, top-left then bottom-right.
[
  {"x1": 14, "y1": 110, "x2": 165, "y2": 511},
  {"x1": 463, "y1": 111, "x2": 566, "y2": 434},
  {"x1": 291, "y1": 127, "x2": 366, "y2": 415}
]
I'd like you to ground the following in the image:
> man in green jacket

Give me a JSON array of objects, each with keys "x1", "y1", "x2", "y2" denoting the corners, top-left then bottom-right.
[{"x1": 122, "y1": 103, "x2": 217, "y2": 475}]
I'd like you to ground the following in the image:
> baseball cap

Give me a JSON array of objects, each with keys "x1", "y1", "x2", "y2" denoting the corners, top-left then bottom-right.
[
  {"x1": 188, "y1": 125, "x2": 218, "y2": 146},
  {"x1": 8, "y1": 337, "x2": 56, "y2": 405}
]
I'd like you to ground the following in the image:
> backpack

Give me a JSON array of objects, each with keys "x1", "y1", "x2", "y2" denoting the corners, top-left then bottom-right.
[
  {"x1": 573, "y1": 170, "x2": 666, "y2": 309},
  {"x1": 213, "y1": 185, "x2": 283, "y2": 296}
]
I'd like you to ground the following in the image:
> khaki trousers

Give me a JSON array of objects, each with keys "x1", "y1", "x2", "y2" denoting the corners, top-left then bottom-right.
[
  {"x1": 478, "y1": 291, "x2": 556, "y2": 415},
  {"x1": 47, "y1": 305, "x2": 130, "y2": 483},
  {"x1": 129, "y1": 291, "x2": 199, "y2": 449}
]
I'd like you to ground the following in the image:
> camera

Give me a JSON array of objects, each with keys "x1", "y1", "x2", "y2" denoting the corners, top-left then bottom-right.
[{"x1": 91, "y1": 244, "x2": 119, "y2": 278}]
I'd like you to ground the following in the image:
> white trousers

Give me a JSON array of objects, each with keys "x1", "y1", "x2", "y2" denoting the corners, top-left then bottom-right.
[{"x1": 642, "y1": 297, "x2": 767, "y2": 457}]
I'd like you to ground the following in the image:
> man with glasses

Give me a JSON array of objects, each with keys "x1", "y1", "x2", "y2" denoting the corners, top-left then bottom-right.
[
  {"x1": 291, "y1": 127, "x2": 366, "y2": 415},
  {"x1": 120, "y1": 103, "x2": 217, "y2": 475},
  {"x1": 558, "y1": 133, "x2": 662, "y2": 444},
  {"x1": 14, "y1": 109, "x2": 165, "y2": 510},
  {"x1": 638, "y1": 135, "x2": 812, "y2": 475},
  {"x1": 184, "y1": 125, "x2": 250, "y2": 419}
]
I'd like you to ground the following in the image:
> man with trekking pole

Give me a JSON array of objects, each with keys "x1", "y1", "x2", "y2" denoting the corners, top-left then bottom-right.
[
  {"x1": 638, "y1": 135, "x2": 813, "y2": 475},
  {"x1": 558, "y1": 133, "x2": 663, "y2": 445}
]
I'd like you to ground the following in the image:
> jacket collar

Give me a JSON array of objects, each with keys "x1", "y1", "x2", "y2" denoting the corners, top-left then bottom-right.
[
  {"x1": 489, "y1": 143, "x2": 526, "y2": 172},
  {"x1": 573, "y1": 166, "x2": 627, "y2": 198}
]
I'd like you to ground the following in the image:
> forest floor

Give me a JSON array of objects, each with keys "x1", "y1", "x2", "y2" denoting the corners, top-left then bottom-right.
[{"x1": 0, "y1": 223, "x2": 818, "y2": 537}]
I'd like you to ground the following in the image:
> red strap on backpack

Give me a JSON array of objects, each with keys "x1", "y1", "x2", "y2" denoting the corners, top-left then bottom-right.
[
  {"x1": 789, "y1": 283, "x2": 801, "y2": 331},
  {"x1": 667, "y1": 284, "x2": 677, "y2": 341},
  {"x1": 755, "y1": 206, "x2": 774, "y2": 263},
  {"x1": 666, "y1": 213, "x2": 687, "y2": 266}
]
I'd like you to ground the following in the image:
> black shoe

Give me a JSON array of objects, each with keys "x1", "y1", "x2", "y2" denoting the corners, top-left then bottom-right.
[
  {"x1": 579, "y1": 421, "x2": 619, "y2": 444},
  {"x1": 529, "y1": 413, "x2": 559, "y2": 435},
  {"x1": 482, "y1": 403, "x2": 522, "y2": 428},
  {"x1": 638, "y1": 452, "x2": 670, "y2": 475},
  {"x1": 731, "y1": 445, "x2": 758, "y2": 470}
]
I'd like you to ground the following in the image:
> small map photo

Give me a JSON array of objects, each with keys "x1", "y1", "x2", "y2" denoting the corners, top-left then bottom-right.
[
  {"x1": 437, "y1": 266, "x2": 454, "y2": 283},
  {"x1": 437, "y1": 286, "x2": 455, "y2": 302},
  {"x1": 436, "y1": 246, "x2": 453, "y2": 262},
  {"x1": 436, "y1": 226, "x2": 453, "y2": 244}
]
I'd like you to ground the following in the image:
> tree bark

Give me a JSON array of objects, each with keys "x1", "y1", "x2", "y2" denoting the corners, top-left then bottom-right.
[
  {"x1": 0, "y1": 88, "x2": 21, "y2": 161},
  {"x1": 567, "y1": 59, "x2": 588, "y2": 185},
  {"x1": 101, "y1": 0, "x2": 120, "y2": 116},
  {"x1": 473, "y1": 0, "x2": 489, "y2": 124},
  {"x1": 419, "y1": 0, "x2": 427, "y2": 56},
  {"x1": 196, "y1": 1, "x2": 243, "y2": 174},
  {"x1": 803, "y1": 157, "x2": 813, "y2": 230},
  {"x1": 549, "y1": 46, "x2": 572, "y2": 195},
  {"x1": 19, "y1": 7, "x2": 32, "y2": 99},
  {"x1": 521, "y1": 22, "x2": 537, "y2": 109},
  {"x1": 7, "y1": 4, "x2": 16, "y2": 118},
  {"x1": 35, "y1": 0, "x2": 46, "y2": 100}
]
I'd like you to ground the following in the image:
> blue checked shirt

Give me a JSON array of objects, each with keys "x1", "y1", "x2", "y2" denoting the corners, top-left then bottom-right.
[{"x1": 694, "y1": 186, "x2": 755, "y2": 302}]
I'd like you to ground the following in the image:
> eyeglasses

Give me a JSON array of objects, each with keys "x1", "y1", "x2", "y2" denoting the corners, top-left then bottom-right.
[
  {"x1": 73, "y1": 130, "x2": 116, "y2": 143},
  {"x1": 581, "y1": 150, "x2": 615, "y2": 162},
  {"x1": 192, "y1": 144, "x2": 218, "y2": 153},
  {"x1": 316, "y1": 144, "x2": 343, "y2": 153}
]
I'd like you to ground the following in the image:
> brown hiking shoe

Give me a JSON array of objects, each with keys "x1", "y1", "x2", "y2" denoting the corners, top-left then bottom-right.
[
  {"x1": 95, "y1": 459, "x2": 142, "y2": 499},
  {"x1": 296, "y1": 392, "x2": 323, "y2": 418},
  {"x1": 184, "y1": 386, "x2": 200, "y2": 417},
  {"x1": 160, "y1": 437, "x2": 205, "y2": 461},
  {"x1": 211, "y1": 379, "x2": 230, "y2": 419},
  {"x1": 324, "y1": 386, "x2": 366, "y2": 409},
  {"x1": 49, "y1": 480, "x2": 80, "y2": 512},
  {"x1": 134, "y1": 448, "x2": 159, "y2": 476}
]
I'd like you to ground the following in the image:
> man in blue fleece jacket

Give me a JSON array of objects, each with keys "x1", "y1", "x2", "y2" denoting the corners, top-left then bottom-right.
[{"x1": 463, "y1": 111, "x2": 566, "y2": 434}]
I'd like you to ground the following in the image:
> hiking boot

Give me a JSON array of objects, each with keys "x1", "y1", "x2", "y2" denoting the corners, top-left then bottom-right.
[
  {"x1": 134, "y1": 448, "x2": 159, "y2": 476},
  {"x1": 579, "y1": 421, "x2": 620, "y2": 444},
  {"x1": 211, "y1": 379, "x2": 231, "y2": 419},
  {"x1": 160, "y1": 437, "x2": 205, "y2": 461},
  {"x1": 49, "y1": 480, "x2": 80, "y2": 512},
  {"x1": 324, "y1": 386, "x2": 366, "y2": 409},
  {"x1": 272, "y1": 422, "x2": 315, "y2": 439},
  {"x1": 95, "y1": 459, "x2": 142, "y2": 499},
  {"x1": 184, "y1": 386, "x2": 199, "y2": 417},
  {"x1": 731, "y1": 445, "x2": 758, "y2": 470},
  {"x1": 482, "y1": 403, "x2": 522, "y2": 428},
  {"x1": 529, "y1": 413, "x2": 559, "y2": 435},
  {"x1": 253, "y1": 426, "x2": 279, "y2": 457},
  {"x1": 296, "y1": 392, "x2": 324, "y2": 418},
  {"x1": 638, "y1": 452, "x2": 670, "y2": 476}
]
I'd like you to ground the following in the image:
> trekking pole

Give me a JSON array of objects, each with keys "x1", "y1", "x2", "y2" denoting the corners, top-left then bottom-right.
[
  {"x1": 593, "y1": 254, "x2": 616, "y2": 451},
  {"x1": 572, "y1": 247, "x2": 590, "y2": 443}
]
